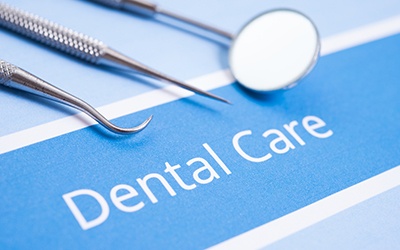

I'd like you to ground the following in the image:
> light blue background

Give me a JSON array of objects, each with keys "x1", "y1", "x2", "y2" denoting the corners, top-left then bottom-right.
[
  {"x1": 1, "y1": 0, "x2": 400, "y2": 135},
  {"x1": 267, "y1": 186, "x2": 400, "y2": 250},
  {"x1": 1, "y1": 30, "x2": 400, "y2": 248}
]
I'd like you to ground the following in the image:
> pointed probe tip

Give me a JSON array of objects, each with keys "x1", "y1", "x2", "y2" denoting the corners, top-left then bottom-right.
[
  {"x1": 223, "y1": 99, "x2": 233, "y2": 105},
  {"x1": 204, "y1": 92, "x2": 232, "y2": 105},
  {"x1": 218, "y1": 97, "x2": 232, "y2": 105}
]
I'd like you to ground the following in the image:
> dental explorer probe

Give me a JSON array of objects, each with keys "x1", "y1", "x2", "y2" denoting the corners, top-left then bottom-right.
[
  {"x1": 0, "y1": 60, "x2": 152, "y2": 134},
  {"x1": 0, "y1": 3, "x2": 229, "y2": 104}
]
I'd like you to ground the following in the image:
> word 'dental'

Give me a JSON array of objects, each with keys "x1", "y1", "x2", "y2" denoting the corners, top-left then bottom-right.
[{"x1": 63, "y1": 115, "x2": 333, "y2": 230}]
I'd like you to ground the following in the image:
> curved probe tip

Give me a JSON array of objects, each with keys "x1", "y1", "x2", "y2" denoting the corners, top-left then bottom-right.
[
  {"x1": 127, "y1": 114, "x2": 153, "y2": 134},
  {"x1": 103, "y1": 114, "x2": 153, "y2": 134}
]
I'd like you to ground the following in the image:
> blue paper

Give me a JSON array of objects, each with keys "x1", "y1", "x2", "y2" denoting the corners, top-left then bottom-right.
[
  {"x1": 1, "y1": 32, "x2": 400, "y2": 248},
  {"x1": 1, "y1": 1, "x2": 400, "y2": 249}
]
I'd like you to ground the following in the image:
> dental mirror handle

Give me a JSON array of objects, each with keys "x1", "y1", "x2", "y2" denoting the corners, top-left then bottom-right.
[
  {"x1": 0, "y1": 60, "x2": 152, "y2": 134},
  {"x1": 0, "y1": 3, "x2": 229, "y2": 104},
  {"x1": 88, "y1": 0, "x2": 234, "y2": 39},
  {"x1": 87, "y1": 1, "x2": 321, "y2": 92}
]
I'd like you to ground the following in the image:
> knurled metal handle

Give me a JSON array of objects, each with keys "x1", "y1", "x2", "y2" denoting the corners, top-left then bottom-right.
[
  {"x1": 0, "y1": 60, "x2": 17, "y2": 87},
  {"x1": 0, "y1": 3, "x2": 107, "y2": 64}
]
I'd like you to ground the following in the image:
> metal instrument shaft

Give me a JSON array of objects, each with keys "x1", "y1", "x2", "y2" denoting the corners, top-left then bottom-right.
[
  {"x1": 88, "y1": 0, "x2": 234, "y2": 39},
  {"x1": 85, "y1": 1, "x2": 321, "y2": 93},
  {"x1": 0, "y1": 60, "x2": 152, "y2": 134},
  {"x1": 0, "y1": 3, "x2": 229, "y2": 104}
]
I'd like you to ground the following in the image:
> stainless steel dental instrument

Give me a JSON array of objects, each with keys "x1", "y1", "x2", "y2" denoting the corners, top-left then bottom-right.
[
  {"x1": 0, "y1": 60, "x2": 152, "y2": 134},
  {"x1": 87, "y1": 0, "x2": 321, "y2": 92},
  {"x1": 0, "y1": 3, "x2": 229, "y2": 104},
  {"x1": 88, "y1": 0, "x2": 234, "y2": 39}
]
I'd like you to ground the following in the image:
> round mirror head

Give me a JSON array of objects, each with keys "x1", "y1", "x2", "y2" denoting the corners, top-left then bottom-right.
[{"x1": 229, "y1": 9, "x2": 320, "y2": 92}]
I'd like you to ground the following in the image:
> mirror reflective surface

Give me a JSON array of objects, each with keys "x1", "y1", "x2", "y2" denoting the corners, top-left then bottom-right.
[{"x1": 229, "y1": 9, "x2": 320, "y2": 92}]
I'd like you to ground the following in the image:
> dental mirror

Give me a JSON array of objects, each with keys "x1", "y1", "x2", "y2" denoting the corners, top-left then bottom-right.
[
  {"x1": 87, "y1": 1, "x2": 321, "y2": 92},
  {"x1": 229, "y1": 9, "x2": 320, "y2": 92}
]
